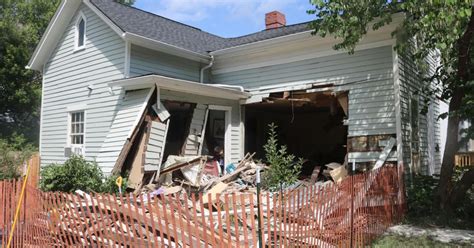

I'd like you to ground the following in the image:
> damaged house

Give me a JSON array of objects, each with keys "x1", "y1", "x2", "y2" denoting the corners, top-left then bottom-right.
[{"x1": 28, "y1": 0, "x2": 444, "y2": 184}]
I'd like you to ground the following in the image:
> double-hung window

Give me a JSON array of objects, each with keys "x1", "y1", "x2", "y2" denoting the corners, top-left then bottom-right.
[{"x1": 69, "y1": 111, "x2": 85, "y2": 155}]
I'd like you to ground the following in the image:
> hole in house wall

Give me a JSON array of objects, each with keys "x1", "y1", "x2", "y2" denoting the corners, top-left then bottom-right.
[
  {"x1": 245, "y1": 91, "x2": 348, "y2": 177},
  {"x1": 162, "y1": 100, "x2": 196, "y2": 162}
]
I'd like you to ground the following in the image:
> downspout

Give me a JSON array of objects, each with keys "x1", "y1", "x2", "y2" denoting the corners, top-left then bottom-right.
[{"x1": 200, "y1": 55, "x2": 214, "y2": 83}]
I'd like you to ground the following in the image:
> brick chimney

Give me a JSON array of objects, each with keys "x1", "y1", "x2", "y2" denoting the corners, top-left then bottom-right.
[{"x1": 265, "y1": 11, "x2": 286, "y2": 29}]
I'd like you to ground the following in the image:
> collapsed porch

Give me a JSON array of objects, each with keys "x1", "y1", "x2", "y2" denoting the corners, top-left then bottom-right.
[{"x1": 98, "y1": 75, "x2": 399, "y2": 192}]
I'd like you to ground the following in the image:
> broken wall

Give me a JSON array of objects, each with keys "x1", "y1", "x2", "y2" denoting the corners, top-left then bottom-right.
[
  {"x1": 213, "y1": 46, "x2": 399, "y2": 166},
  {"x1": 160, "y1": 89, "x2": 243, "y2": 164}
]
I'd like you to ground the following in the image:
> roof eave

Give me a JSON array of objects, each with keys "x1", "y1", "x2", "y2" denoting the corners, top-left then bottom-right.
[
  {"x1": 109, "y1": 75, "x2": 250, "y2": 100},
  {"x1": 210, "y1": 30, "x2": 313, "y2": 56},
  {"x1": 123, "y1": 33, "x2": 211, "y2": 63},
  {"x1": 27, "y1": 0, "x2": 82, "y2": 71},
  {"x1": 210, "y1": 13, "x2": 406, "y2": 56}
]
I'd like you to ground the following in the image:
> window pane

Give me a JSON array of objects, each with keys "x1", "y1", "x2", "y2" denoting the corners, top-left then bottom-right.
[{"x1": 78, "y1": 19, "x2": 85, "y2": 47}]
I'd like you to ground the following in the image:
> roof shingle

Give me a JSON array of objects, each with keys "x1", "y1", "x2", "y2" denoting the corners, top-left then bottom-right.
[{"x1": 90, "y1": 0, "x2": 311, "y2": 55}]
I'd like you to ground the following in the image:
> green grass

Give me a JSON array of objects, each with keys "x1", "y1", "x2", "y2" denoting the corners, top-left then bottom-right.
[{"x1": 371, "y1": 234, "x2": 472, "y2": 248}]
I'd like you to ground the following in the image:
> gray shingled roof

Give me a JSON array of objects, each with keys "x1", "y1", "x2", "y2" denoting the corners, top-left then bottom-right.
[{"x1": 90, "y1": 0, "x2": 311, "y2": 55}]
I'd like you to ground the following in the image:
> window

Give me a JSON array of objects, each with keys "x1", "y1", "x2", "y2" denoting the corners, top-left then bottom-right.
[
  {"x1": 75, "y1": 14, "x2": 86, "y2": 50},
  {"x1": 69, "y1": 111, "x2": 84, "y2": 146}
]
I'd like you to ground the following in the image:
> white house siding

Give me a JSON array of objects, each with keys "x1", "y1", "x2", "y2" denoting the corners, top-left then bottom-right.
[
  {"x1": 213, "y1": 46, "x2": 397, "y2": 162},
  {"x1": 130, "y1": 45, "x2": 204, "y2": 81},
  {"x1": 398, "y1": 51, "x2": 442, "y2": 175},
  {"x1": 41, "y1": 4, "x2": 125, "y2": 166},
  {"x1": 96, "y1": 88, "x2": 153, "y2": 174},
  {"x1": 160, "y1": 90, "x2": 242, "y2": 163}
]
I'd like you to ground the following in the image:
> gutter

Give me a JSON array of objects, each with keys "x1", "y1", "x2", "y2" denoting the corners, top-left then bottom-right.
[{"x1": 200, "y1": 55, "x2": 214, "y2": 83}]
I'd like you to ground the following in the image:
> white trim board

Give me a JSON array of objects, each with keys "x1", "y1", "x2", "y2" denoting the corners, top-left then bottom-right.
[{"x1": 392, "y1": 46, "x2": 404, "y2": 167}]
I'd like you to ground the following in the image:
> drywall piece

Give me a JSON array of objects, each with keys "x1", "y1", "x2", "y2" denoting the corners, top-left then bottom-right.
[
  {"x1": 202, "y1": 182, "x2": 228, "y2": 205},
  {"x1": 181, "y1": 162, "x2": 205, "y2": 186},
  {"x1": 329, "y1": 166, "x2": 348, "y2": 184},
  {"x1": 144, "y1": 121, "x2": 169, "y2": 173},
  {"x1": 373, "y1": 137, "x2": 397, "y2": 170},
  {"x1": 183, "y1": 104, "x2": 209, "y2": 156},
  {"x1": 152, "y1": 102, "x2": 170, "y2": 122}
]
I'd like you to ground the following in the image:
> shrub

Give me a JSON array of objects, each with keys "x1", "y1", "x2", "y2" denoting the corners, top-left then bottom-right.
[
  {"x1": 101, "y1": 174, "x2": 128, "y2": 194},
  {"x1": 407, "y1": 174, "x2": 438, "y2": 218},
  {"x1": 40, "y1": 155, "x2": 104, "y2": 193},
  {"x1": 0, "y1": 138, "x2": 35, "y2": 180},
  {"x1": 262, "y1": 123, "x2": 303, "y2": 191}
]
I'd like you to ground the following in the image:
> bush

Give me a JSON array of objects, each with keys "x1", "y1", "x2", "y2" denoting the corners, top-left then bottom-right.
[
  {"x1": 40, "y1": 155, "x2": 104, "y2": 193},
  {"x1": 407, "y1": 174, "x2": 438, "y2": 218},
  {"x1": 407, "y1": 167, "x2": 474, "y2": 228},
  {"x1": 262, "y1": 123, "x2": 303, "y2": 191},
  {"x1": 101, "y1": 175, "x2": 128, "y2": 194},
  {"x1": 0, "y1": 138, "x2": 35, "y2": 180}
]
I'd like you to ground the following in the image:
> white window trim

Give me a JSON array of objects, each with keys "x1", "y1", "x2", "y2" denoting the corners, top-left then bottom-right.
[
  {"x1": 74, "y1": 12, "x2": 87, "y2": 51},
  {"x1": 208, "y1": 105, "x2": 232, "y2": 167},
  {"x1": 67, "y1": 110, "x2": 86, "y2": 155}
]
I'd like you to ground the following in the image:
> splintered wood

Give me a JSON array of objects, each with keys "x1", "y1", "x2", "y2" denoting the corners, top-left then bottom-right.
[{"x1": 1, "y1": 165, "x2": 406, "y2": 247}]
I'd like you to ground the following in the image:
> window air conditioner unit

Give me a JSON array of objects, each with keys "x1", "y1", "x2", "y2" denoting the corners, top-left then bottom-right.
[{"x1": 64, "y1": 146, "x2": 84, "y2": 157}]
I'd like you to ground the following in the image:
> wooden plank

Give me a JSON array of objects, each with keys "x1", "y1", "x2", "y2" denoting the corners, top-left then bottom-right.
[
  {"x1": 373, "y1": 137, "x2": 396, "y2": 170},
  {"x1": 127, "y1": 124, "x2": 148, "y2": 189}
]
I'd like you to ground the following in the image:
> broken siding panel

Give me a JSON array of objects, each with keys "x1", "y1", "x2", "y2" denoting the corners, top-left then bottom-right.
[
  {"x1": 40, "y1": 4, "x2": 125, "y2": 168},
  {"x1": 144, "y1": 121, "x2": 168, "y2": 171},
  {"x1": 129, "y1": 45, "x2": 203, "y2": 81},
  {"x1": 96, "y1": 88, "x2": 153, "y2": 174},
  {"x1": 183, "y1": 104, "x2": 209, "y2": 156},
  {"x1": 160, "y1": 90, "x2": 242, "y2": 163}
]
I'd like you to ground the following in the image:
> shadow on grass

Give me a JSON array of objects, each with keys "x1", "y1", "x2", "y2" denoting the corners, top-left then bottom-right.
[{"x1": 371, "y1": 234, "x2": 472, "y2": 248}]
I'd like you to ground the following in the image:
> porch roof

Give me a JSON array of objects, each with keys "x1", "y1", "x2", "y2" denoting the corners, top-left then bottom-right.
[{"x1": 109, "y1": 74, "x2": 251, "y2": 100}]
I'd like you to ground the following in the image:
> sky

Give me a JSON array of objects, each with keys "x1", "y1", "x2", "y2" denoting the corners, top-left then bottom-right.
[{"x1": 133, "y1": 0, "x2": 315, "y2": 38}]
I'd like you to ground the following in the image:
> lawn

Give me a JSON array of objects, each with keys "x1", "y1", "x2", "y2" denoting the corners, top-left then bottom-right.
[{"x1": 372, "y1": 234, "x2": 472, "y2": 247}]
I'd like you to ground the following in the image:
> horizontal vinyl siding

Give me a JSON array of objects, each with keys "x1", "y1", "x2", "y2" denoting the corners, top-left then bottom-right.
[
  {"x1": 213, "y1": 47, "x2": 393, "y2": 90},
  {"x1": 41, "y1": 4, "x2": 125, "y2": 169},
  {"x1": 130, "y1": 45, "x2": 202, "y2": 81},
  {"x1": 96, "y1": 89, "x2": 152, "y2": 174},
  {"x1": 214, "y1": 46, "x2": 396, "y2": 137},
  {"x1": 398, "y1": 50, "x2": 442, "y2": 175},
  {"x1": 160, "y1": 90, "x2": 242, "y2": 163}
]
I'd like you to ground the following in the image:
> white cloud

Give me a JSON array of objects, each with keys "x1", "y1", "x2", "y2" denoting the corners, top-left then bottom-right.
[{"x1": 136, "y1": 0, "x2": 298, "y2": 26}]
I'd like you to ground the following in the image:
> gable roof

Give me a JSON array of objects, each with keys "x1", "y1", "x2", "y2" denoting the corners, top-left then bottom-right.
[
  {"x1": 27, "y1": 0, "x2": 312, "y2": 70},
  {"x1": 90, "y1": 0, "x2": 311, "y2": 55}
]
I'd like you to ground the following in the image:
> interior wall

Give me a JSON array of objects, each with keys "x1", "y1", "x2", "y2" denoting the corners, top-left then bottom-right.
[{"x1": 245, "y1": 104, "x2": 347, "y2": 172}]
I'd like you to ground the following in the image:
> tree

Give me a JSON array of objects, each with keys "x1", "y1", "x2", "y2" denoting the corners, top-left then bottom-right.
[
  {"x1": 262, "y1": 123, "x2": 303, "y2": 191},
  {"x1": 307, "y1": 1, "x2": 474, "y2": 214},
  {"x1": 0, "y1": 0, "x2": 60, "y2": 146}
]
